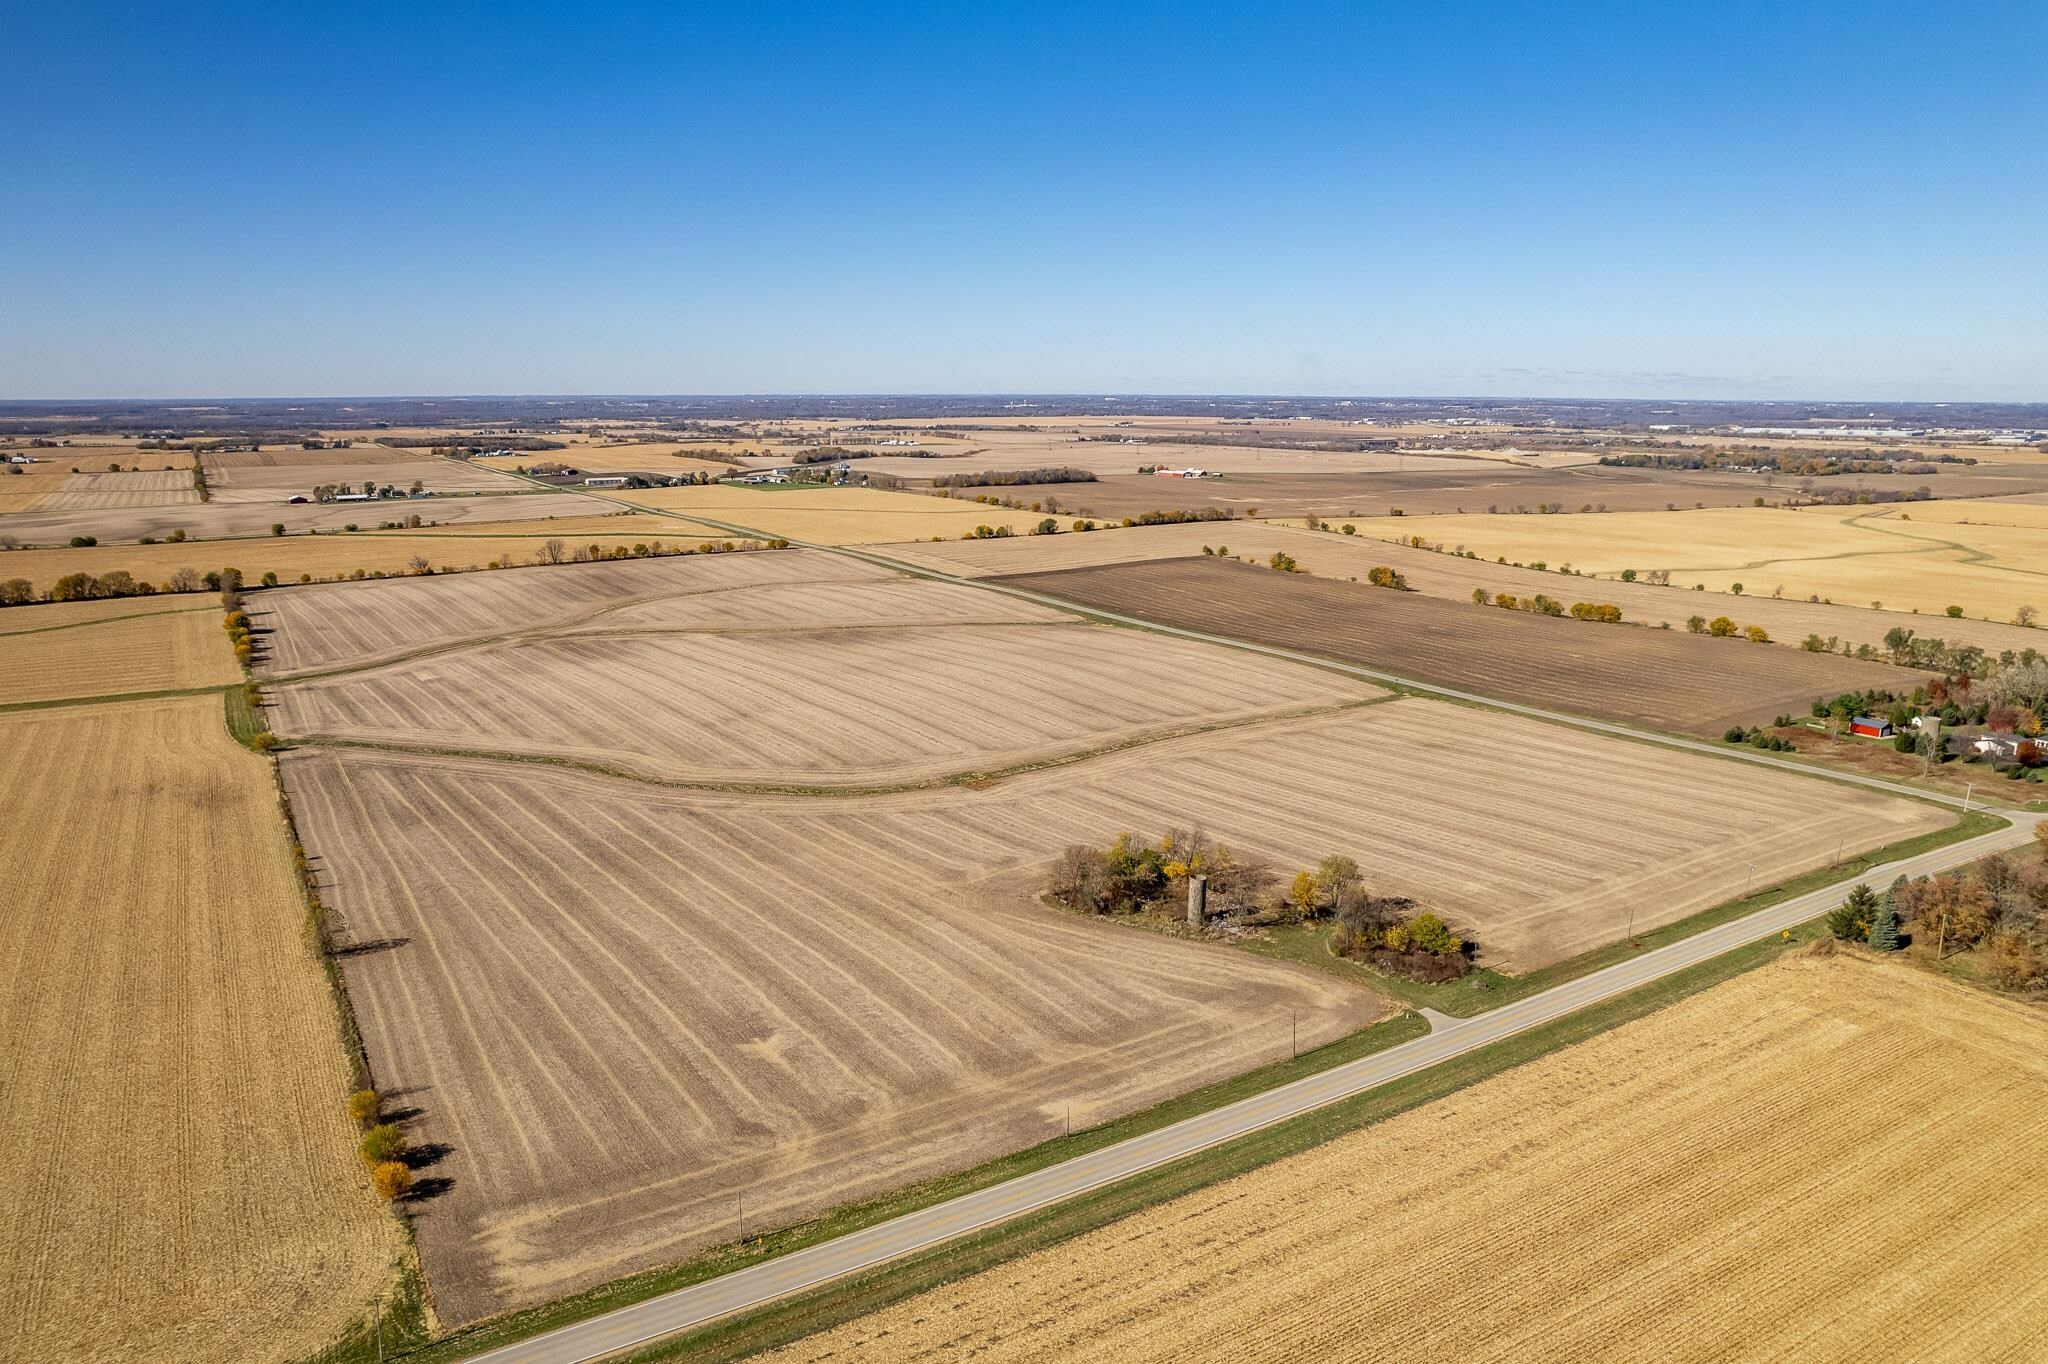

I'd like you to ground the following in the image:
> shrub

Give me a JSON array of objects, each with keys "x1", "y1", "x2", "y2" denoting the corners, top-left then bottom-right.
[
  {"x1": 1708, "y1": 616, "x2": 1737, "y2": 637},
  {"x1": 371, "y1": 1161, "x2": 413, "y2": 1201},
  {"x1": 1365, "y1": 565, "x2": 1408, "y2": 590},
  {"x1": 1268, "y1": 551, "x2": 1299, "y2": 573},
  {"x1": 1568, "y1": 602, "x2": 1622, "y2": 623},
  {"x1": 1471, "y1": 587, "x2": 1490, "y2": 605},
  {"x1": 1686, "y1": 614, "x2": 1707, "y2": 633},
  {"x1": 347, "y1": 1089, "x2": 380, "y2": 1125},
  {"x1": 271, "y1": 522, "x2": 285, "y2": 536},
  {"x1": 359, "y1": 1123, "x2": 407, "y2": 1167},
  {"x1": 1032, "y1": 517, "x2": 1059, "y2": 535},
  {"x1": 68, "y1": 535, "x2": 97, "y2": 547},
  {"x1": 1946, "y1": 605, "x2": 1964, "y2": 618},
  {"x1": 1745, "y1": 624, "x2": 1771, "y2": 643},
  {"x1": 1723, "y1": 726, "x2": 1747, "y2": 744}
]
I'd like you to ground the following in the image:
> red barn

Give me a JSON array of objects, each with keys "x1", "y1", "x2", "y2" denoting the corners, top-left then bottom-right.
[{"x1": 1849, "y1": 716, "x2": 1895, "y2": 739}]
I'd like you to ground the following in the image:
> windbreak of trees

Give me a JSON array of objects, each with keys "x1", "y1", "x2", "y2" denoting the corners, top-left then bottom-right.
[
  {"x1": 1828, "y1": 841, "x2": 2048, "y2": 994},
  {"x1": 930, "y1": 466, "x2": 1098, "y2": 488}
]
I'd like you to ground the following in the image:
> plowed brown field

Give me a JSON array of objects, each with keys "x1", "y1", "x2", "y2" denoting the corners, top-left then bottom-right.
[
  {"x1": 764, "y1": 956, "x2": 2048, "y2": 1364},
  {"x1": 0, "y1": 698, "x2": 396, "y2": 1363},
  {"x1": 995, "y1": 556, "x2": 1930, "y2": 736},
  {"x1": 280, "y1": 695, "x2": 1939, "y2": 1323}
]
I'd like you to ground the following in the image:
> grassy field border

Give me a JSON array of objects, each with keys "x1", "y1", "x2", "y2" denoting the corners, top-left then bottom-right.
[
  {"x1": 1236, "y1": 807, "x2": 2006, "y2": 1015},
  {"x1": 299, "y1": 1010, "x2": 1432, "y2": 1364}
]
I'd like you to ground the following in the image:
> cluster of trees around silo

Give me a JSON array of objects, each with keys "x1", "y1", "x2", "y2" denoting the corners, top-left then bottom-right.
[{"x1": 1045, "y1": 831, "x2": 1474, "y2": 981}]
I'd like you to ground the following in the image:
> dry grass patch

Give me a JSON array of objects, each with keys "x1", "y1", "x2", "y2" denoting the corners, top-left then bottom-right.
[
  {"x1": 765, "y1": 955, "x2": 2048, "y2": 1364},
  {"x1": 0, "y1": 603, "x2": 238, "y2": 704},
  {"x1": 0, "y1": 697, "x2": 397, "y2": 1363}
]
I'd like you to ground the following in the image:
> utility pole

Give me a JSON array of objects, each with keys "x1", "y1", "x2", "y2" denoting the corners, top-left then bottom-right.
[
  {"x1": 738, "y1": 1192, "x2": 745, "y2": 1246},
  {"x1": 1291, "y1": 1009, "x2": 1298, "y2": 1059},
  {"x1": 1963, "y1": 782, "x2": 1972, "y2": 815},
  {"x1": 374, "y1": 1298, "x2": 382, "y2": 1364},
  {"x1": 1746, "y1": 861, "x2": 1756, "y2": 896}
]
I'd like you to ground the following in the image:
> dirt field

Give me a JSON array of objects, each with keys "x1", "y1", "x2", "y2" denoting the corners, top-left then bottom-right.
[
  {"x1": 267, "y1": 616, "x2": 1379, "y2": 787},
  {"x1": 1352, "y1": 503, "x2": 2048, "y2": 622},
  {"x1": 251, "y1": 548, "x2": 861, "y2": 676},
  {"x1": 765, "y1": 955, "x2": 2048, "y2": 1364},
  {"x1": 995, "y1": 556, "x2": 1932, "y2": 737},
  {"x1": 627, "y1": 483, "x2": 1042, "y2": 542},
  {"x1": 278, "y1": 744, "x2": 1389, "y2": 1325},
  {"x1": 0, "y1": 600, "x2": 237, "y2": 704},
  {"x1": 0, "y1": 697, "x2": 397, "y2": 1363},
  {"x1": 473, "y1": 441, "x2": 735, "y2": 476},
  {"x1": 0, "y1": 522, "x2": 762, "y2": 599},
  {"x1": 882, "y1": 520, "x2": 2048, "y2": 659}
]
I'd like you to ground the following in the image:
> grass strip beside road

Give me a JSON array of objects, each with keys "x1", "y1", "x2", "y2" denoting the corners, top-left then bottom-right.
[
  {"x1": 611, "y1": 920, "x2": 1820, "y2": 1363},
  {"x1": 303, "y1": 1012, "x2": 1432, "y2": 1364},
  {"x1": 1242, "y1": 807, "x2": 2006, "y2": 1016}
]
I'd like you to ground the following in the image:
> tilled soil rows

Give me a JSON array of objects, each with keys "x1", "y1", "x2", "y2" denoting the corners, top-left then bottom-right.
[
  {"x1": 762, "y1": 955, "x2": 2048, "y2": 1364},
  {"x1": 994, "y1": 555, "x2": 1931, "y2": 737}
]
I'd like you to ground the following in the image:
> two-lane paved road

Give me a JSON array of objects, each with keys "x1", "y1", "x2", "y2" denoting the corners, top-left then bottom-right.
[{"x1": 466, "y1": 809, "x2": 2036, "y2": 1363}]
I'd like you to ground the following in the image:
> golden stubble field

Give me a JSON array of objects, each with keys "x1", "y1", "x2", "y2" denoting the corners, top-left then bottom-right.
[
  {"x1": 0, "y1": 598, "x2": 237, "y2": 705},
  {"x1": 0, "y1": 697, "x2": 397, "y2": 1363},
  {"x1": 765, "y1": 955, "x2": 2048, "y2": 1364},
  {"x1": 1347, "y1": 503, "x2": 2048, "y2": 622},
  {"x1": 0, "y1": 519, "x2": 754, "y2": 597}
]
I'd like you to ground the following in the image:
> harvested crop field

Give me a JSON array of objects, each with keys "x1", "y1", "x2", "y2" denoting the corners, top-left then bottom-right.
[
  {"x1": 0, "y1": 487, "x2": 612, "y2": 546},
  {"x1": 201, "y1": 452, "x2": 517, "y2": 502},
  {"x1": 281, "y1": 696, "x2": 1937, "y2": 1321},
  {"x1": 252, "y1": 547, "x2": 856, "y2": 676},
  {"x1": 882, "y1": 520, "x2": 2048, "y2": 658},
  {"x1": 0, "y1": 600, "x2": 237, "y2": 705},
  {"x1": 0, "y1": 524, "x2": 765, "y2": 599},
  {"x1": 1352, "y1": 503, "x2": 2048, "y2": 621},
  {"x1": 995, "y1": 556, "x2": 1932, "y2": 737},
  {"x1": 267, "y1": 618, "x2": 1377, "y2": 786},
  {"x1": 0, "y1": 697, "x2": 396, "y2": 1363},
  {"x1": 279, "y1": 745, "x2": 1388, "y2": 1324},
  {"x1": 765, "y1": 955, "x2": 2048, "y2": 1364},
  {"x1": 627, "y1": 483, "x2": 1040, "y2": 542}
]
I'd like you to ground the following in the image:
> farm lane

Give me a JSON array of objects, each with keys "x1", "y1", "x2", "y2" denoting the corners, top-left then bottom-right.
[{"x1": 460, "y1": 811, "x2": 2039, "y2": 1364}]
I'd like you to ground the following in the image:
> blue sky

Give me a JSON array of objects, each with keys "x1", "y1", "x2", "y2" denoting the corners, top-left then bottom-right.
[{"x1": 3, "y1": 2, "x2": 2043, "y2": 399}]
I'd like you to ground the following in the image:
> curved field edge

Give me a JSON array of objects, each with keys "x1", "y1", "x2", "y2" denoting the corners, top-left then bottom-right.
[{"x1": 291, "y1": 809, "x2": 1994, "y2": 1364}]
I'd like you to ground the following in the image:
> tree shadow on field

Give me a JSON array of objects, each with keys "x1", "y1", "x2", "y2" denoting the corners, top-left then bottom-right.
[{"x1": 333, "y1": 935, "x2": 412, "y2": 959}]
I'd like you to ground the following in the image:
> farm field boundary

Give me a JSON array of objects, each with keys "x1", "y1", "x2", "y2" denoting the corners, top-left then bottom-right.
[
  {"x1": 435, "y1": 798, "x2": 2034, "y2": 1364},
  {"x1": 396, "y1": 809, "x2": 2033, "y2": 1364}
]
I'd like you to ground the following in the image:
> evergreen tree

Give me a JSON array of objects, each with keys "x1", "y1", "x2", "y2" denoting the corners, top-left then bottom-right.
[
  {"x1": 1828, "y1": 883, "x2": 1877, "y2": 941},
  {"x1": 1869, "y1": 877, "x2": 1904, "y2": 952}
]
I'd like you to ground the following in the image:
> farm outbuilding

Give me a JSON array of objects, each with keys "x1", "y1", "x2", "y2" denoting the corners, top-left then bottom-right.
[{"x1": 1849, "y1": 716, "x2": 1895, "y2": 739}]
